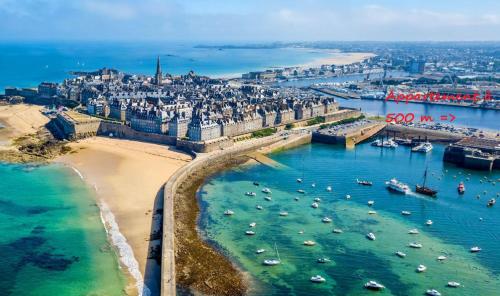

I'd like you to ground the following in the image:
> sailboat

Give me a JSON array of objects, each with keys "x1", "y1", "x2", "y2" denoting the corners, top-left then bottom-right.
[
  {"x1": 263, "y1": 242, "x2": 281, "y2": 266},
  {"x1": 415, "y1": 167, "x2": 438, "y2": 197}
]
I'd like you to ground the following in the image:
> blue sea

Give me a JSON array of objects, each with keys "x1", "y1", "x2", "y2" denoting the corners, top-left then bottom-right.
[
  {"x1": 0, "y1": 41, "x2": 331, "y2": 91},
  {"x1": 200, "y1": 143, "x2": 500, "y2": 296}
]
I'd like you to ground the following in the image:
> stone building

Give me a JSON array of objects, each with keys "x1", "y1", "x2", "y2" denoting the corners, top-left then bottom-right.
[{"x1": 168, "y1": 112, "x2": 190, "y2": 138}]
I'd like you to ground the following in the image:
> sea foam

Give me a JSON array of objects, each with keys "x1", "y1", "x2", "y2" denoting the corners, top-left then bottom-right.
[{"x1": 99, "y1": 200, "x2": 151, "y2": 296}]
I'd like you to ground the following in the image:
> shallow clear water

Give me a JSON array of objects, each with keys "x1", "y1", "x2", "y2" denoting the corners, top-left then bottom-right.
[
  {"x1": 0, "y1": 163, "x2": 126, "y2": 295},
  {"x1": 199, "y1": 143, "x2": 500, "y2": 296}
]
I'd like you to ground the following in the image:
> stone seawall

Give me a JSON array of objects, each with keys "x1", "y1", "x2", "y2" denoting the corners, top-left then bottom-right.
[
  {"x1": 161, "y1": 132, "x2": 312, "y2": 296},
  {"x1": 97, "y1": 121, "x2": 177, "y2": 145}
]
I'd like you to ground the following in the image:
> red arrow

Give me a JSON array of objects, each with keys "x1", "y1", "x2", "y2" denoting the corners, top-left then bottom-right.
[{"x1": 449, "y1": 113, "x2": 456, "y2": 122}]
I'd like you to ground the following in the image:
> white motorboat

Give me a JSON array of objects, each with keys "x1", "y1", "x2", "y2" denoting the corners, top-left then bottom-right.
[
  {"x1": 364, "y1": 281, "x2": 385, "y2": 291},
  {"x1": 297, "y1": 178, "x2": 303, "y2": 183},
  {"x1": 322, "y1": 217, "x2": 332, "y2": 223},
  {"x1": 408, "y1": 229, "x2": 419, "y2": 234},
  {"x1": 426, "y1": 289, "x2": 441, "y2": 296},
  {"x1": 256, "y1": 249, "x2": 265, "y2": 254},
  {"x1": 437, "y1": 255, "x2": 447, "y2": 261},
  {"x1": 249, "y1": 222, "x2": 256, "y2": 228},
  {"x1": 224, "y1": 210, "x2": 234, "y2": 216},
  {"x1": 279, "y1": 211, "x2": 289, "y2": 216},
  {"x1": 386, "y1": 178, "x2": 410, "y2": 194},
  {"x1": 426, "y1": 219, "x2": 433, "y2": 226},
  {"x1": 412, "y1": 142, "x2": 433, "y2": 153},
  {"x1": 326, "y1": 186, "x2": 332, "y2": 192},
  {"x1": 470, "y1": 246, "x2": 481, "y2": 253},
  {"x1": 256, "y1": 205, "x2": 263, "y2": 210},
  {"x1": 265, "y1": 196, "x2": 272, "y2": 201},
  {"x1": 368, "y1": 200, "x2": 375, "y2": 206},
  {"x1": 304, "y1": 240, "x2": 316, "y2": 246},
  {"x1": 263, "y1": 243, "x2": 281, "y2": 266},
  {"x1": 311, "y1": 202, "x2": 319, "y2": 209},
  {"x1": 447, "y1": 281, "x2": 460, "y2": 288},
  {"x1": 417, "y1": 264, "x2": 427, "y2": 272},
  {"x1": 314, "y1": 197, "x2": 321, "y2": 202},
  {"x1": 310, "y1": 275, "x2": 326, "y2": 283},
  {"x1": 311, "y1": 183, "x2": 316, "y2": 188},
  {"x1": 396, "y1": 251, "x2": 406, "y2": 258},
  {"x1": 245, "y1": 192, "x2": 256, "y2": 197},
  {"x1": 262, "y1": 188, "x2": 272, "y2": 194},
  {"x1": 368, "y1": 210, "x2": 377, "y2": 215},
  {"x1": 401, "y1": 211, "x2": 412, "y2": 216},
  {"x1": 294, "y1": 197, "x2": 300, "y2": 201},
  {"x1": 371, "y1": 139, "x2": 382, "y2": 147},
  {"x1": 366, "y1": 232, "x2": 376, "y2": 241},
  {"x1": 345, "y1": 194, "x2": 351, "y2": 199},
  {"x1": 409, "y1": 242, "x2": 423, "y2": 248},
  {"x1": 383, "y1": 138, "x2": 398, "y2": 148},
  {"x1": 297, "y1": 189, "x2": 305, "y2": 194},
  {"x1": 317, "y1": 258, "x2": 331, "y2": 263},
  {"x1": 245, "y1": 230, "x2": 255, "y2": 235},
  {"x1": 333, "y1": 229, "x2": 343, "y2": 234}
]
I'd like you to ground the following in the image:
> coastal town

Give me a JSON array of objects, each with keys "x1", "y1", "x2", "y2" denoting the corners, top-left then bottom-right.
[{"x1": 0, "y1": 43, "x2": 499, "y2": 296}]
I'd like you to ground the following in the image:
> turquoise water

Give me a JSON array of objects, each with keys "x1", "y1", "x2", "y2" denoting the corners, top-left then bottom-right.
[
  {"x1": 0, "y1": 163, "x2": 127, "y2": 295},
  {"x1": 199, "y1": 143, "x2": 500, "y2": 295},
  {"x1": 0, "y1": 42, "x2": 330, "y2": 91}
]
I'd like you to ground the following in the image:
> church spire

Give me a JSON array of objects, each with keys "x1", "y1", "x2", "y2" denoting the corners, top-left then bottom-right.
[{"x1": 155, "y1": 56, "x2": 163, "y2": 85}]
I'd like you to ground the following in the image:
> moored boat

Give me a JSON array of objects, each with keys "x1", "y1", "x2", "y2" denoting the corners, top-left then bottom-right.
[
  {"x1": 322, "y1": 217, "x2": 332, "y2": 223},
  {"x1": 458, "y1": 182, "x2": 465, "y2": 194},
  {"x1": 412, "y1": 142, "x2": 433, "y2": 153},
  {"x1": 311, "y1": 202, "x2": 319, "y2": 209},
  {"x1": 364, "y1": 281, "x2": 385, "y2": 291},
  {"x1": 408, "y1": 229, "x2": 419, "y2": 234},
  {"x1": 447, "y1": 281, "x2": 460, "y2": 288},
  {"x1": 366, "y1": 232, "x2": 376, "y2": 241},
  {"x1": 409, "y1": 242, "x2": 423, "y2": 248},
  {"x1": 256, "y1": 205, "x2": 263, "y2": 210},
  {"x1": 263, "y1": 243, "x2": 281, "y2": 266},
  {"x1": 426, "y1": 219, "x2": 433, "y2": 226},
  {"x1": 279, "y1": 211, "x2": 289, "y2": 216},
  {"x1": 470, "y1": 246, "x2": 481, "y2": 252},
  {"x1": 426, "y1": 289, "x2": 441, "y2": 296},
  {"x1": 326, "y1": 186, "x2": 332, "y2": 192},
  {"x1": 368, "y1": 200, "x2": 374, "y2": 206},
  {"x1": 310, "y1": 275, "x2": 326, "y2": 283},
  {"x1": 245, "y1": 191, "x2": 256, "y2": 197},
  {"x1": 402, "y1": 211, "x2": 412, "y2": 216},
  {"x1": 224, "y1": 210, "x2": 234, "y2": 216},
  {"x1": 304, "y1": 240, "x2": 316, "y2": 246},
  {"x1": 317, "y1": 258, "x2": 331, "y2": 263},
  {"x1": 396, "y1": 251, "x2": 406, "y2": 258},
  {"x1": 357, "y1": 179, "x2": 373, "y2": 186},
  {"x1": 487, "y1": 198, "x2": 496, "y2": 207},
  {"x1": 417, "y1": 264, "x2": 427, "y2": 272},
  {"x1": 245, "y1": 230, "x2": 255, "y2": 235},
  {"x1": 333, "y1": 228, "x2": 343, "y2": 234},
  {"x1": 297, "y1": 189, "x2": 305, "y2": 194},
  {"x1": 256, "y1": 249, "x2": 265, "y2": 254},
  {"x1": 262, "y1": 187, "x2": 272, "y2": 194},
  {"x1": 249, "y1": 222, "x2": 256, "y2": 227},
  {"x1": 437, "y1": 255, "x2": 447, "y2": 261}
]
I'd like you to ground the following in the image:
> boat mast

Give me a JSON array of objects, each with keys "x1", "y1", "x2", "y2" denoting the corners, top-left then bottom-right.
[{"x1": 422, "y1": 167, "x2": 428, "y2": 187}]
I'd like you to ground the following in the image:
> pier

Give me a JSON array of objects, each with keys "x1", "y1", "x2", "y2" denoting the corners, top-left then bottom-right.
[
  {"x1": 444, "y1": 137, "x2": 500, "y2": 171},
  {"x1": 312, "y1": 120, "x2": 386, "y2": 148}
]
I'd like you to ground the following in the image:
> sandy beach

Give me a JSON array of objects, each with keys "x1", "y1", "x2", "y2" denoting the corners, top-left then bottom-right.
[
  {"x1": 57, "y1": 137, "x2": 192, "y2": 295},
  {"x1": 301, "y1": 51, "x2": 376, "y2": 68},
  {"x1": 0, "y1": 104, "x2": 49, "y2": 148}
]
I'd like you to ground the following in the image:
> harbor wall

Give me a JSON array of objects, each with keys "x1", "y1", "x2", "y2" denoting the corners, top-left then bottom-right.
[
  {"x1": 97, "y1": 121, "x2": 177, "y2": 145},
  {"x1": 384, "y1": 125, "x2": 463, "y2": 142},
  {"x1": 161, "y1": 132, "x2": 312, "y2": 296}
]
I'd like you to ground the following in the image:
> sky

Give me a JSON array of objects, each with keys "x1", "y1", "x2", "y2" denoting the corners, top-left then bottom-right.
[{"x1": 0, "y1": 0, "x2": 499, "y2": 42}]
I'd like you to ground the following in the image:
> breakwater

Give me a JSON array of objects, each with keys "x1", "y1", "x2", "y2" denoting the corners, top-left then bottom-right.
[{"x1": 161, "y1": 132, "x2": 312, "y2": 295}]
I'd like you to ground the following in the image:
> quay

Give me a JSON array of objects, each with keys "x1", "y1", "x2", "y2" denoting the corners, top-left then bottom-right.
[
  {"x1": 312, "y1": 120, "x2": 386, "y2": 148},
  {"x1": 444, "y1": 137, "x2": 500, "y2": 171}
]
